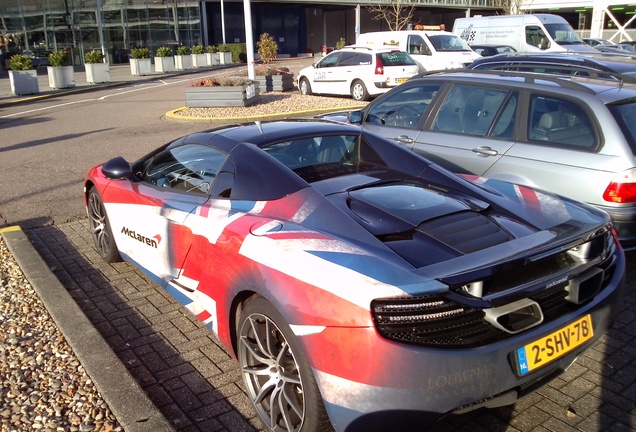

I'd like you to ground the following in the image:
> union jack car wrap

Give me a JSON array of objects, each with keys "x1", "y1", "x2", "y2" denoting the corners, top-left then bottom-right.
[{"x1": 84, "y1": 121, "x2": 624, "y2": 432}]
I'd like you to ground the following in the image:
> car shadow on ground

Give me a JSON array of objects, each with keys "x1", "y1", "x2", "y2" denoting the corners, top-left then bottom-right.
[
  {"x1": 27, "y1": 221, "x2": 636, "y2": 432},
  {"x1": 27, "y1": 221, "x2": 264, "y2": 432}
]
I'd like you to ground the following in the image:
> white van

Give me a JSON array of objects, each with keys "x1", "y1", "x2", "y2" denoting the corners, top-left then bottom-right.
[
  {"x1": 453, "y1": 14, "x2": 595, "y2": 53},
  {"x1": 357, "y1": 30, "x2": 481, "y2": 72}
]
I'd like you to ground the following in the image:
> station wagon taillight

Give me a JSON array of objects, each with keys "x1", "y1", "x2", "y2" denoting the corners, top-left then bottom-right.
[
  {"x1": 603, "y1": 169, "x2": 636, "y2": 203},
  {"x1": 375, "y1": 55, "x2": 384, "y2": 75}
]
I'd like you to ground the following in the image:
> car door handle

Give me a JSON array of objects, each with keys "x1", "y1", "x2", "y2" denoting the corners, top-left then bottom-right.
[
  {"x1": 393, "y1": 135, "x2": 414, "y2": 144},
  {"x1": 472, "y1": 146, "x2": 498, "y2": 156}
]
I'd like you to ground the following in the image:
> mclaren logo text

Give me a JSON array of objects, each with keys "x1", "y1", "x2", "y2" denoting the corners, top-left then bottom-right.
[{"x1": 121, "y1": 227, "x2": 160, "y2": 248}]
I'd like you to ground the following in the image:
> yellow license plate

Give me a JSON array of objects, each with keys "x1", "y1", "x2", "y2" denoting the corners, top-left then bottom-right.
[
  {"x1": 517, "y1": 314, "x2": 593, "y2": 375},
  {"x1": 396, "y1": 78, "x2": 408, "y2": 83}
]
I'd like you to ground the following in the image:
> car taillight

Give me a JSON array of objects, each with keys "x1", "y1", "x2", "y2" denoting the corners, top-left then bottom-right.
[
  {"x1": 603, "y1": 169, "x2": 636, "y2": 203},
  {"x1": 375, "y1": 55, "x2": 384, "y2": 75}
]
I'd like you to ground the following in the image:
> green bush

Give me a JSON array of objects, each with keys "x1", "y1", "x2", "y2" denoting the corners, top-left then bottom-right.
[
  {"x1": 217, "y1": 44, "x2": 230, "y2": 52},
  {"x1": 48, "y1": 50, "x2": 69, "y2": 67},
  {"x1": 224, "y1": 43, "x2": 247, "y2": 63},
  {"x1": 176, "y1": 46, "x2": 190, "y2": 56},
  {"x1": 256, "y1": 33, "x2": 278, "y2": 64},
  {"x1": 130, "y1": 47, "x2": 151, "y2": 59},
  {"x1": 84, "y1": 50, "x2": 104, "y2": 64},
  {"x1": 10, "y1": 54, "x2": 33, "y2": 71},
  {"x1": 206, "y1": 45, "x2": 217, "y2": 53},
  {"x1": 155, "y1": 46, "x2": 172, "y2": 57},
  {"x1": 336, "y1": 37, "x2": 347, "y2": 50},
  {"x1": 191, "y1": 44, "x2": 205, "y2": 54}
]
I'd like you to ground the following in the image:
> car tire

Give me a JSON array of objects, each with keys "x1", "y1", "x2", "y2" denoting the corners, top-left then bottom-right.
[
  {"x1": 299, "y1": 77, "x2": 312, "y2": 96},
  {"x1": 237, "y1": 296, "x2": 333, "y2": 432},
  {"x1": 87, "y1": 187, "x2": 121, "y2": 263},
  {"x1": 350, "y1": 80, "x2": 369, "y2": 101}
]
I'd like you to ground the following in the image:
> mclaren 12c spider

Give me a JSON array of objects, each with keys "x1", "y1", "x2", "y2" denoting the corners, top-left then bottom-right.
[{"x1": 84, "y1": 120, "x2": 624, "y2": 432}]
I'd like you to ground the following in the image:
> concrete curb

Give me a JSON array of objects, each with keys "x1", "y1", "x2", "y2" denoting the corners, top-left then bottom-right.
[{"x1": 0, "y1": 226, "x2": 175, "y2": 432}]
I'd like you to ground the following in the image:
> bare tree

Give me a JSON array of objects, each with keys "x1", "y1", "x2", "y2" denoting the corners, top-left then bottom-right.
[
  {"x1": 367, "y1": 1, "x2": 417, "y2": 31},
  {"x1": 492, "y1": 0, "x2": 523, "y2": 15}
]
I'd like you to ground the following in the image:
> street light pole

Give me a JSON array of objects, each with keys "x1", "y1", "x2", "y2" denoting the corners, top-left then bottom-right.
[{"x1": 244, "y1": 0, "x2": 255, "y2": 79}]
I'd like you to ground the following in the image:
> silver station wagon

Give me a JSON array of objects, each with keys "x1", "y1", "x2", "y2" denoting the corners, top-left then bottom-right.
[{"x1": 329, "y1": 71, "x2": 636, "y2": 250}]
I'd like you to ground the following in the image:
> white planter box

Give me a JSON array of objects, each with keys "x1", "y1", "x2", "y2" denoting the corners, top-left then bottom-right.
[
  {"x1": 192, "y1": 53, "x2": 207, "y2": 68},
  {"x1": 47, "y1": 66, "x2": 76, "y2": 89},
  {"x1": 206, "y1": 53, "x2": 220, "y2": 66},
  {"x1": 85, "y1": 63, "x2": 110, "y2": 83},
  {"x1": 130, "y1": 58, "x2": 152, "y2": 76},
  {"x1": 154, "y1": 56, "x2": 175, "y2": 73},
  {"x1": 175, "y1": 55, "x2": 193, "y2": 70},
  {"x1": 219, "y1": 52, "x2": 232, "y2": 65},
  {"x1": 9, "y1": 70, "x2": 39, "y2": 95}
]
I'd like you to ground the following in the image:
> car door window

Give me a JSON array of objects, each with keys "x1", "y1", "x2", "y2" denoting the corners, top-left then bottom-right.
[
  {"x1": 364, "y1": 83, "x2": 441, "y2": 128},
  {"x1": 317, "y1": 52, "x2": 341, "y2": 68},
  {"x1": 433, "y1": 85, "x2": 512, "y2": 136},
  {"x1": 528, "y1": 95, "x2": 597, "y2": 148},
  {"x1": 140, "y1": 144, "x2": 227, "y2": 195},
  {"x1": 338, "y1": 52, "x2": 372, "y2": 66}
]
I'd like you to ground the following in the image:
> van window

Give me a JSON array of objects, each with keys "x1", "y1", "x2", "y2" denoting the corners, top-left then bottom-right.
[
  {"x1": 528, "y1": 95, "x2": 596, "y2": 148},
  {"x1": 407, "y1": 35, "x2": 426, "y2": 55},
  {"x1": 525, "y1": 26, "x2": 549, "y2": 49},
  {"x1": 544, "y1": 23, "x2": 585, "y2": 44},
  {"x1": 427, "y1": 35, "x2": 471, "y2": 52}
]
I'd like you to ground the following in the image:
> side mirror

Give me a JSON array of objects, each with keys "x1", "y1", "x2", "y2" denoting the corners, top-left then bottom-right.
[
  {"x1": 348, "y1": 110, "x2": 363, "y2": 124},
  {"x1": 102, "y1": 156, "x2": 133, "y2": 180}
]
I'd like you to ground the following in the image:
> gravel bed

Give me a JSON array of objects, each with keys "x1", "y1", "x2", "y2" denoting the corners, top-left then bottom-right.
[
  {"x1": 0, "y1": 237, "x2": 121, "y2": 432},
  {"x1": 173, "y1": 92, "x2": 367, "y2": 119}
]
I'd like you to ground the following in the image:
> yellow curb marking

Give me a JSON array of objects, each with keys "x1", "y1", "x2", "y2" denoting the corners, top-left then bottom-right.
[
  {"x1": 165, "y1": 105, "x2": 365, "y2": 122},
  {"x1": 0, "y1": 226, "x2": 22, "y2": 234}
]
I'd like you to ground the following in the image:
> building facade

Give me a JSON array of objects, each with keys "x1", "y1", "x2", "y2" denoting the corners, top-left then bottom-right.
[{"x1": 3, "y1": 0, "x2": 635, "y2": 67}]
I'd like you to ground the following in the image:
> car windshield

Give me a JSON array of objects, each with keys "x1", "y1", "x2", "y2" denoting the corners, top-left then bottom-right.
[
  {"x1": 427, "y1": 34, "x2": 472, "y2": 52},
  {"x1": 608, "y1": 100, "x2": 636, "y2": 153},
  {"x1": 545, "y1": 23, "x2": 585, "y2": 44}
]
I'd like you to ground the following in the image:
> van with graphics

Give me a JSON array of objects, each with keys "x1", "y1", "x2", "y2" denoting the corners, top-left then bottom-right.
[
  {"x1": 357, "y1": 29, "x2": 481, "y2": 72},
  {"x1": 453, "y1": 14, "x2": 595, "y2": 53}
]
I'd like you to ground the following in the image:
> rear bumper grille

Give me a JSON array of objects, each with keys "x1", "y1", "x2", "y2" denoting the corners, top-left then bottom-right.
[{"x1": 372, "y1": 228, "x2": 619, "y2": 348}]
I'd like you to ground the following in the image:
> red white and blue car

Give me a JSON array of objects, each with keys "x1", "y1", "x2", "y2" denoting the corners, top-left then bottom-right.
[{"x1": 84, "y1": 120, "x2": 624, "y2": 432}]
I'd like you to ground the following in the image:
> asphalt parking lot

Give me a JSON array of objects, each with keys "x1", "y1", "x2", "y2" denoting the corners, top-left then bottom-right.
[{"x1": 2, "y1": 60, "x2": 636, "y2": 432}]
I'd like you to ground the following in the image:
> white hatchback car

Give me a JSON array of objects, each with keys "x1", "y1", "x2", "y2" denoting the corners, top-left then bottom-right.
[{"x1": 297, "y1": 46, "x2": 419, "y2": 101}]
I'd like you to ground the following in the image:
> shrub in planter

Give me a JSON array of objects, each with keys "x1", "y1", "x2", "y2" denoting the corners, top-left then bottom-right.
[
  {"x1": 176, "y1": 46, "x2": 190, "y2": 56},
  {"x1": 130, "y1": 47, "x2": 152, "y2": 76},
  {"x1": 253, "y1": 65, "x2": 293, "y2": 92},
  {"x1": 47, "y1": 50, "x2": 75, "y2": 89},
  {"x1": 10, "y1": 54, "x2": 33, "y2": 71},
  {"x1": 217, "y1": 44, "x2": 232, "y2": 65},
  {"x1": 191, "y1": 44, "x2": 206, "y2": 68},
  {"x1": 84, "y1": 50, "x2": 104, "y2": 64},
  {"x1": 185, "y1": 76, "x2": 260, "y2": 107},
  {"x1": 130, "y1": 47, "x2": 151, "y2": 59},
  {"x1": 206, "y1": 45, "x2": 219, "y2": 66},
  {"x1": 48, "y1": 50, "x2": 69, "y2": 67},
  {"x1": 336, "y1": 37, "x2": 347, "y2": 50},
  {"x1": 155, "y1": 46, "x2": 175, "y2": 73},
  {"x1": 84, "y1": 50, "x2": 109, "y2": 83},
  {"x1": 175, "y1": 46, "x2": 192, "y2": 70},
  {"x1": 257, "y1": 33, "x2": 278, "y2": 64},
  {"x1": 155, "y1": 46, "x2": 173, "y2": 57}
]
